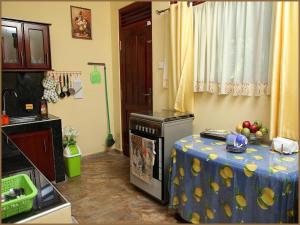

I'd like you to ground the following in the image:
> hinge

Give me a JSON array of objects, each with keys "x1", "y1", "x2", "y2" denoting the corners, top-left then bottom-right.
[{"x1": 119, "y1": 40, "x2": 122, "y2": 51}]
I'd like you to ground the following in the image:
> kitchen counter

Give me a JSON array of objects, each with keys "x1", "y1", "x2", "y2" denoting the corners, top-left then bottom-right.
[
  {"x1": 2, "y1": 131, "x2": 71, "y2": 223},
  {"x1": 1, "y1": 114, "x2": 60, "y2": 128},
  {"x1": 2, "y1": 114, "x2": 65, "y2": 182}
]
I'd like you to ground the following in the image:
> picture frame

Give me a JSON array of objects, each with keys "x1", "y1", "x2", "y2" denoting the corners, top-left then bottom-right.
[{"x1": 70, "y1": 5, "x2": 92, "y2": 40}]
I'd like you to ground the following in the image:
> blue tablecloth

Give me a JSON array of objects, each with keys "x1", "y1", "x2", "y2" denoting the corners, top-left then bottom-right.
[{"x1": 168, "y1": 135, "x2": 298, "y2": 223}]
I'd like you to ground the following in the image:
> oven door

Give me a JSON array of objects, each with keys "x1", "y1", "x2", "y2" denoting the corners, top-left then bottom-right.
[
  {"x1": 129, "y1": 130, "x2": 163, "y2": 201},
  {"x1": 129, "y1": 130, "x2": 162, "y2": 181}
]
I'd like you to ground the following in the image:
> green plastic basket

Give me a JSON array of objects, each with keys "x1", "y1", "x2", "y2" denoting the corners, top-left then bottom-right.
[{"x1": 1, "y1": 174, "x2": 38, "y2": 219}]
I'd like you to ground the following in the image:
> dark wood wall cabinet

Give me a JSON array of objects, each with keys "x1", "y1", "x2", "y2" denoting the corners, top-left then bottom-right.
[
  {"x1": 1, "y1": 18, "x2": 52, "y2": 71},
  {"x1": 10, "y1": 129, "x2": 56, "y2": 182}
]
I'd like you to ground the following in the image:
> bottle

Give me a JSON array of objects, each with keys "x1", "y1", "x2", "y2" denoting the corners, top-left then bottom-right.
[{"x1": 40, "y1": 97, "x2": 48, "y2": 119}]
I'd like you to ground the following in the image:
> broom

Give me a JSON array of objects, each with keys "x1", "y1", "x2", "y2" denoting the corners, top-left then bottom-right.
[{"x1": 103, "y1": 65, "x2": 115, "y2": 147}]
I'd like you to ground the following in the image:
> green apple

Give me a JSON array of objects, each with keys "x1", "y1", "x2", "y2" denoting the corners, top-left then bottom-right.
[
  {"x1": 253, "y1": 120, "x2": 262, "y2": 129},
  {"x1": 242, "y1": 128, "x2": 251, "y2": 137},
  {"x1": 260, "y1": 127, "x2": 268, "y2": 135}
]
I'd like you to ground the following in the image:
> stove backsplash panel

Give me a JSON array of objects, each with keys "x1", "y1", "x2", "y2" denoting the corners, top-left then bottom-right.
[{"x1": 2, "y1": 72, "x2": 44, "y2": 117}]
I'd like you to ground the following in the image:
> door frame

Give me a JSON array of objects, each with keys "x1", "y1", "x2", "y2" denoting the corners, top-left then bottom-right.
[{"x1": 118, "y1": 2, "x2": 153, "y2": 156}]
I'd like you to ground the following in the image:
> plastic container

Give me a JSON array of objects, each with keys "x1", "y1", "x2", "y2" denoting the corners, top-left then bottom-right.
[
  {"x1": 1, "y1": 174, "x2": 38, "y2": 219},
  {"x1": 64, "y1": 144, "x2": 81, "y2": 177}
]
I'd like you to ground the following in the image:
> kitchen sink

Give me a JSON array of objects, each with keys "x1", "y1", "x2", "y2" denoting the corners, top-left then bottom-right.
[{"x1": 9, "y1": 116, "x2": 42, "y2": 124}]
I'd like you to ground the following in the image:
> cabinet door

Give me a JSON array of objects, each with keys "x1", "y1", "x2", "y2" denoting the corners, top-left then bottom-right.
[
  {"x1": 23, "y1": 23, "x2": 51, "y2": 69},
  {"x1": 9, "y1": 129, "x2": 55, "y2": 181},
  {"x1": 1, "y1": 20, "x2": 25, "y2": 69}
]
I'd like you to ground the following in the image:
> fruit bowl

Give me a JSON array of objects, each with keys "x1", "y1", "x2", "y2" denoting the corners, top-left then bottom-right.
[
  {"x1": 248, "y1": 133, "x2": 266, "y2": 144},
  {"x1": 236, "y1": 120, "x2": 268, "y2": 145}
]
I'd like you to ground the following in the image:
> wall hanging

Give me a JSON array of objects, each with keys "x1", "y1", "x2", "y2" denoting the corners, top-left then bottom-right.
[{"x1": 70, "y1": 5, "x2": 92, "y2": 40}]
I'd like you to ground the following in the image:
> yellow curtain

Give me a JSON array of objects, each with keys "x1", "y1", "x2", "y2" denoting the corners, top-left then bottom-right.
[
  {"x1": 168, "y1": 2, "x2": 194, "y2": 112},
  {"x1": 270, "y1": 1, "x2": 299, "y2": 140}
]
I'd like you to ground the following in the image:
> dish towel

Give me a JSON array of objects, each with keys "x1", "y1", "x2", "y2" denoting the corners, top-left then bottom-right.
[{"x1": 130, "y1": 134, "x2": 156, "y2": 183}]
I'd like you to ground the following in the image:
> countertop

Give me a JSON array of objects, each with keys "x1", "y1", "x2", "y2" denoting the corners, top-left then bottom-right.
[
  {"x1": 1, "y1": 131, "x2": 70, "y2": 223},
  {"x1": 1, "y1": 114, "x2": 60, "y2": 128}
]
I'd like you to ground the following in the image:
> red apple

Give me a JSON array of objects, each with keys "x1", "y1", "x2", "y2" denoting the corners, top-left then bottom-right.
[
  {"x1": 250, "y1": 124, "x2": 258, "y2": 133},
  {"x1": 242, "y1": 121, "x2": 251, "y2": 128}
]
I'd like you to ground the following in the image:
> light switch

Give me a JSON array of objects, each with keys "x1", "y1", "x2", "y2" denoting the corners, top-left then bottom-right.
[{"x1": 158, "y1": 62, "x2": 165, "y2": 70}]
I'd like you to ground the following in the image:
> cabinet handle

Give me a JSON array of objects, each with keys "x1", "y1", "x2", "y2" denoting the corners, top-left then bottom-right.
[{"x1": 43, "y1": 139, "x2": 47, "y2": 153}]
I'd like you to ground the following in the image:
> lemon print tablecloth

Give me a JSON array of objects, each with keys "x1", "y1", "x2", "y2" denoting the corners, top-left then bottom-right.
[{"x1": 168, "y1": 135, "x2": 298, "y2": 223}]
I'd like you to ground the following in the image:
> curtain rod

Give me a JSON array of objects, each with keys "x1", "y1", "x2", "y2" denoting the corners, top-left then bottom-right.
[
  {"x1": 156, "y1": 1, "x2": 205, "y2": 15},
  {"x1": 156, "y1": 8, "x2": 170, "y2": 15}
]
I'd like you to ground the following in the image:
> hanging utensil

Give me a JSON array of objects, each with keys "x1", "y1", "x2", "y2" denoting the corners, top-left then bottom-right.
[
  {"x1": 66, "y1": 74, "x2": 71, "y2": 97},
  {"x1": 69, "y1": 73, "x2": 76, "y2": 95},
  {"x1": 62, "y1": 73, "x2": 68, "y2": 93},
  {"x1": 56, "y1": 73, "x2": 61, "y2": 96},
  {"x1": 59, "y1": 75, "x2": 65, "y2": 98}
]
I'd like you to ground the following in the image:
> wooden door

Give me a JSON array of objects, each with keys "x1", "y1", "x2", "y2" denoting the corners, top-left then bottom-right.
[
  {"x1": 1, "y1": 20, "x2": 25, "y2": 69},
  {"x1": 9, "y1": 129, "x2": 55, "y2": 181},
  {"x1": 119, "y1": 2, "x2": 152, "y2": 156},
  {"x1": 23, "y1": 23, "x2": 51, "y2": 69}
]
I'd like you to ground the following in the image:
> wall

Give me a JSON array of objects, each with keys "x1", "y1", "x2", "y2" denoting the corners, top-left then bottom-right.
[
  {"x1": 2, "y1": 1, "x2": 115, "y2": 156},
  {"x1": 110, "y1": 1, "x2": 270, "y2": 150}
]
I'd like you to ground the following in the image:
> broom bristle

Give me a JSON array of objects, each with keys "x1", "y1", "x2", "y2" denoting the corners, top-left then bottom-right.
[{"x1": 106, "y1": 133, "x2": 115, "y2": 147}]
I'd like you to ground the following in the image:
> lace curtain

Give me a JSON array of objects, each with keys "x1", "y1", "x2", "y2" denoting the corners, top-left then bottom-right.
[{"x1": 193, "y1": 2, "x2": 274, "y2": 96}]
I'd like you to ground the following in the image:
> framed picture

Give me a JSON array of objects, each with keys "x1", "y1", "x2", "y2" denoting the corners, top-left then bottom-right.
[{"x1": 70, "y1": 6, "x2": 92, "y2": 39}]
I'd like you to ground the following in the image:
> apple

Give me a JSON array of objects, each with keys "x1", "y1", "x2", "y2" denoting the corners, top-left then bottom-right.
[
  {"x1": 256, "y1": 130, "x2": 263, "y2": 138},
  {"x1": 260, "y1": 127, "x2": 268, "y2": 135},
  {"x1": 236, "y1": 124, "x2": 243, "y2": 133},
  {"x1": 250, "y1": 124, "x2": 258, "y2": 133},
  {"x1": 241, "y1": 128, "x2": 250, "y2": 137},
  {"x1": 253, "y1": 120, "x2": 262, "y2": 129},
  {"x1": 242, "y1": 121, "x2": 251, "y2": 128}
]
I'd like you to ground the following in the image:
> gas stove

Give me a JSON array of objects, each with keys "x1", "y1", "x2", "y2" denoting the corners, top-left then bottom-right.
[
  {"x1": 130, "y1": 110, "x2": 194, "y2": 122},
  {"x1": 129, "y1": 110, "x2": 194, "y2": 203}
]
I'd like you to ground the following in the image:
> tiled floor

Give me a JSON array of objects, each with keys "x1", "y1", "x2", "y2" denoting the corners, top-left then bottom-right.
[{"x1": 55, "y1": 150, "x2": 179, "y2": 223}]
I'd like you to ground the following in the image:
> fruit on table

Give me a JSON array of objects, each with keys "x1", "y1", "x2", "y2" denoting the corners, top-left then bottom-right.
[
  {"x1": 236, "y1": 124, "x2": 243, "y2": 133},
  {"x1": 260, "y1": 127, "x2": 268, "y2": 135},
  {"x1": 256, "y1": 130, "x2": 263, "y2": 138},
  {"x1": 242, "y1": 121, "x2": 251, "y2": 128},
  {"x1": 253, "y1": 120, "x2": 262, "y2": 129},
  {"x1": 241, "y1": 128, "x2": 250, "y2": 137},
  {"x1": 250, "y1": 124, "x2": 258, "y2": 133}
]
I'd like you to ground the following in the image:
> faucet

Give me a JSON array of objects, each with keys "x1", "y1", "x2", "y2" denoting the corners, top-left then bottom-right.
[{"x1": 2, "y1": 89, "x2": 18, "y2": 115}]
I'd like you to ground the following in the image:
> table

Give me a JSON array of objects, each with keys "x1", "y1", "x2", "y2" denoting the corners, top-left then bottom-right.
[{"x1": 168, "y1": 135, "x2": 298, "y2": 223}]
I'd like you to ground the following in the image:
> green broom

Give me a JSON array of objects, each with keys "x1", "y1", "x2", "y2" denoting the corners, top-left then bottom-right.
[{"x1": 103, "y1": 65, "x2": 115, "y2": 147}]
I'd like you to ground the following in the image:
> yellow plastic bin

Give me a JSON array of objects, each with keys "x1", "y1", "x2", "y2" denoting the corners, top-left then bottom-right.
[{"x1": 64, "y1": 145, "x2": 81, "y2": 177}]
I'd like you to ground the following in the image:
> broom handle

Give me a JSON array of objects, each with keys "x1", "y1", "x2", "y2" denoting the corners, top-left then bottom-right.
[{"x1": 103, "y1": 65, "x2": 111, "y2": 133}]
